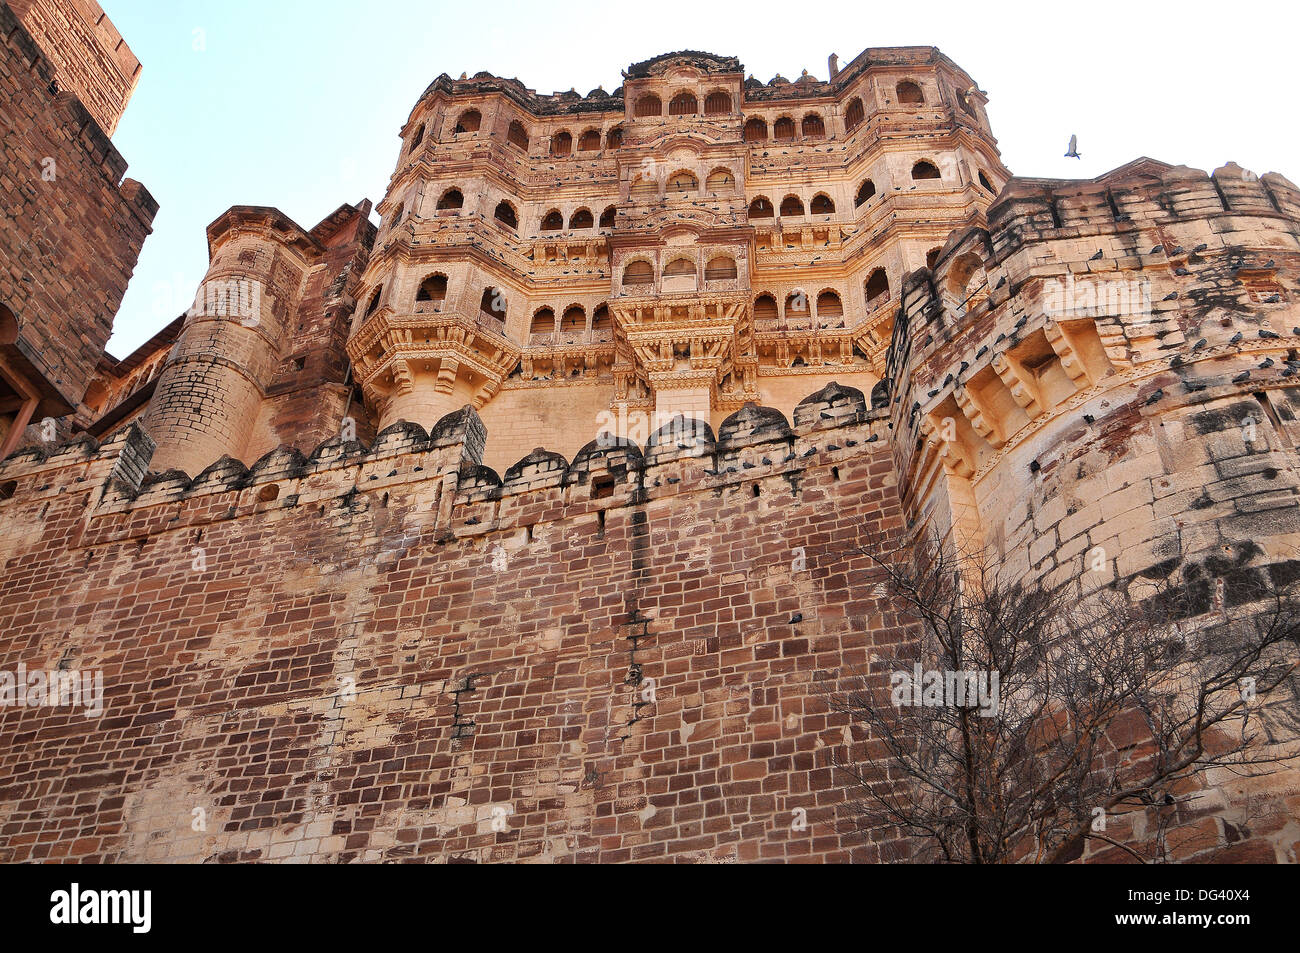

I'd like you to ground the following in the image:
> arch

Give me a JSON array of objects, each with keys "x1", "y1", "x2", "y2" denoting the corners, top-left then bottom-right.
[
  {"x1": 540, "y1": 209, "x2": 564, "y2": 232},
  {"x1": 779, "y1": 194, "x2": 804, "y2": 217},
  {"x1": 591, "y1": 304, "x2": 612, "y2": 336},
  {"x1": 855, "y1": 179, "x2": 877, "y2": 207},
  {"x1": 773, "y1": 116, "x2": 796, "y2": 141},
  {"x1": 455, "y1": 109, "x2": 481, "y2": 133},
  {"x1": 785, "y1": 290, "x2": 809, "y2": 317},
  {"x1": 748, "y1": 196, "x2": 774, "y2": 218},
  {"x1": 623, "y1": 260, "x2": 654, "y2": 286},
  {"x1": 436, "y1": 188, "x2": 463, "y2": 211},
  {"x1": 949, "y1": 252, "x2": 988, "y2": 306},
  {"x1": 810, "y1": 193, "x2": 835, "y2": 215},
  {"x1": 415, "y1": 273, "x2": 448, "y2": 308},
  {"x1": 599, "y1": 205, "x2": 617, "y2": 228},
  {"x1": 530, "y1": 307, "x2": 556, "y2": 335},
  {"x1": 630, "y1": 174, "x2": 657, "y2": 199},
  {"x1": 389, "y1": 202, "x2": 404, "y2": 228},
  {"x1": 551, "y1": 131, "x2": 572, "y2": 156},
  {"x1": 493, "y1": 201, "x2": 518, "y2": 229},
  {"x1": 480, "y1": 287, "x2": 507, "y2": 322},
  {"x1": 663, "y1": 257, "x2": 695, "y2": 278},
  {"x1": 704, "y1": 256, "x2": 737, "y2": 281},
  {"x1": 816, "y1": 290, "x2": 844, "y2": 325},
  {"x1": 569, "y1": 207, "x2": 594, "y2": 229},
  {"x1": 801, "y1": 113, "x2": 825, "y2": 138},
  {"x1": 578, "y1": 129, "x2": 601, "y2": 151},
  {"x1": 705, "y1": 167, "x2": 735, "y2": 193},
  {"x1": 507, "y1": 120, "x2": 529, "y2": 150},
  {"x1": 912, "y1": 159, "x2": 941, "y2": 180},
  {"x1": 409, "y1": 124, "x2": 425, "y2": 150},
  {"x1": 743, "y1": 117, "x2": 768, "y2": 142},
  {"x1": 978, "y1": 170, "x2": 995, "y2": 193},
  {"x1": 896, "y1": 80, "x2": 924, "y2": 104},
  {"x1": 605, "y1": 127, "x2": 624, "y2": 149},
  {"x1": 753, "y1": 293, "x2": 778, "y2": 322},
  {"x1": 561, "y1": 304, "x2": 586, "y2": 332},
  {"x1": 926, "y1": 247, "x2": 942, "y2": 270},
  {"x1": 704, "y1": 90, "x2": 731, "y2": 115},
  {"x1": 635, "y1": 94, "x2": 662, "y2": 117},
  {"x1": 844, "y1": 97, "x2": 864, "y2": 131},
  {"x1": 667, "y1": 169, "x2": 698, "y2": 193},
  {"x1": 365, "y1": 285, "x2": 383, "y2": 317},
  {"x1": 669, "y1": 91, "x2": 698, "y2": 116},
  {"x1": 864, "y1": 268, "x2": 890, "y2": 305}
]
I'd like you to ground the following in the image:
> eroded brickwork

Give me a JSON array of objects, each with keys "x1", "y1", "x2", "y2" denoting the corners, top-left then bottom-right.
[
  {"x1": 0, "y1": 0, "x2": 154, "y2": 438},
  {"x1": 0, "y1": 388, "x2": 914, "y2": 862}
]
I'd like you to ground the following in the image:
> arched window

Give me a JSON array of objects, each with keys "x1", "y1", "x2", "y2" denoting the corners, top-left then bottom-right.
[
  {"x1": 810, "y1": 193, "x2": 834, "y2": 215},
  {"x1": 949, "y1": 253, "x2": 988, "y2": 309},
  {"x1": 552, "y1": 131, "x2": 572, "y2": 156},
  {"x1": 855, "y1": 179, "x2": 876, "y2": 207},
  {"x1": 669, "y1": 92, "x2": 698, "y2": 116},
  {"x1": 578, "y1": 129, "x2": 601, "y2": 151},
  {"x1": 896, "y1": 80, "x2": 924, "y2": 104},
  {"x1": 816, "y1": 291, "x2": 844, "y2": 325},
  {"x1": 705, "y1": 256, "x2": 737, "y2": 281},
  {"x1": 494, "y1": 201, "x2": 517, "y2": 229},
  {"x1": 561, "y1": 305, "x2": 586, "y2": 332},
  {"x1": 480, "y1": 287, "x2": 507, "y2": 322},
  {"x1": 635, "y1": 94, "x2": 662, "y2": 117},
  {"x1": 704, "y1": 90, "x2": 731, "y2": 115},
  {"x1": 389, "y1": 203, "x2": 404, "y2": 228},
  {"x1": 541, "y1": 210, "x2": 564, "y2": 232},
  {"x1": 599, "y1": 205, "x2": 617, "y2": 228},
  {"x1": 570, "y1": 208, "x2": 594, "y2": 229},
  {"x1": 801, "y1": 114, "x2": 824, "y2": 138},
  {"x1": 706, "y1": 168, "x2": 735, "y2": 193},
  {"x1": 530, "y1": 307, "x2": 556, "y2": 335},
  {"x1": 507, "y1": 120, "x2": 529, "y2": 150},
  {"x1": 773, "y1": 117, "x2": 795, "y2": 141},
  {"x1": 664, "y1": 258, "x2": 695, "y2": 278},
  {"x1": 865, "y1": 268, "x2": 890, "y2": 305},
  {"x1": 630, "y1": 174, "x2": 657, "y2": 199},
  {"x1": 455, "y1": 109, "x2": 480, "y2": 133},
  {"x1": 844, "y1": 97, "x2": 864, "y2": 131},
  {"x1": 365, "y1": 285, "x2": 383, "y2": 317},
  {"x1": 785, "y1": 290, "x2": 809, "y2": 316},
  {"x1": 754, "y1": 294, "x2": 778, "y2": 322},
  {"x1": 748, "y1": 196, "x2": 774, "y2": 218},
  {"x1": 978, "y1": 170, "x2": 994, "y2": 193},
  {"x1": 592, "y1": 304, "x2": 612, "y2": 336},
  {"x1": 926, "y1": 247, "x2": 941, "y2": 270},
  {"x1": 744, "y1": 117, "x2": 768, "y2": 142},
  {"x1": 779, "y1": 194, "x2": 804, "y2": 217},
  {"x1": 409, "y1": 124, "x2": 425, "y2": 150},
  {"x1": 912, "y1": 160, "x2": 941, "y2": 180},
  {"x1": 415, "y1": 274, "x2": 448, "y2": 309},
  {"x1": 624, "y1": 260, "x2": 654, "y2": 285},
  {"x1": 605, "y1": 127, "x2": 623, "y2": 149},
  {"x1": 436, "y1": 188, "x2": 463, "y2": 211},
  {"x1": 667, "y1": 170, "x2": 698, "y2": 193}
]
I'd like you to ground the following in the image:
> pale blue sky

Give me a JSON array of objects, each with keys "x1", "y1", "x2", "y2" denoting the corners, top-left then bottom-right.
[{"x1": 104, "y1": 0, "x2": 1297, "y2": 357}]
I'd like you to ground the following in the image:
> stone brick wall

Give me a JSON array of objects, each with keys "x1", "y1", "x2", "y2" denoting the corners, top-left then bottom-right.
[
  {"x1": 887, "y1": 159, "x2": 1300, "y2": 860},
  {"x1": 0, "y1": 1, "x2": 155, "y2": 416},
  {"x1": 8, "y1": 0, "x2": 140, "y2": 136},
  {"x1": 0, "y1": 386, "x2": 917, "y2": 863}
]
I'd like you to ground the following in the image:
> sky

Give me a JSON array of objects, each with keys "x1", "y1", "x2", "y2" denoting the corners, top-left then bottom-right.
[{"x1": 102, "y1": 0, "x2": 1298, "y2": 357}]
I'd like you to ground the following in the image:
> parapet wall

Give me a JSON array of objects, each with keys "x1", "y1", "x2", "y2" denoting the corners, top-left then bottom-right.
[
  {"x1": 0, "y1": 1, "x2": 156, "y2": 417},
  {"x1": 0, "y1": 385, "x2": 920, "y2": 863}
]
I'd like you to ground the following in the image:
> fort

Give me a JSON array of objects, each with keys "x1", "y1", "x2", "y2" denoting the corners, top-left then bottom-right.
[{"x1": 1, "y1": 0, "x2": 1298, "y2": 862}]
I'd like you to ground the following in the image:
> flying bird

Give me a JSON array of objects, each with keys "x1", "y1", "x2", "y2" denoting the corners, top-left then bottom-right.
[{"x1": 1064, "y1": 134, "x2": 1081, "y2": 158}]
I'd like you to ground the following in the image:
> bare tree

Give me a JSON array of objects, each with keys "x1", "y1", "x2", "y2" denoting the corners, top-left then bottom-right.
[{"x1": 826, "y1": 534, "x2": 1300, "y2": 863}]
